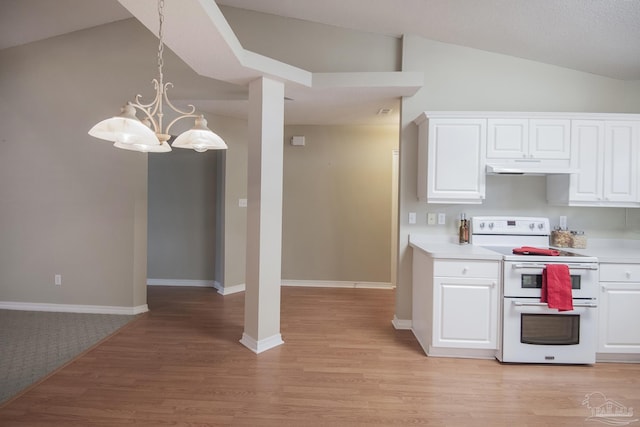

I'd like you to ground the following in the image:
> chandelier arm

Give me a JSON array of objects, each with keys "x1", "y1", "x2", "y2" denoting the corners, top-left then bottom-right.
[
  {"x1": 162, "y1": 83, "x2": 197, "y2": 116},
  {"x1": 165, "y1": 113, "x2": 199, "y2": 136},
  {"x1": 127, "y1": 101, "x2": 160, "y2": 134},
  {"x1": 134, "y1": 79, "x2": 163, "y2": 115}
]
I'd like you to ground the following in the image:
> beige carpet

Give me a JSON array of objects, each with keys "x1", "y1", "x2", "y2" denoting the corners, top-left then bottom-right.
[{"x1": 0, "y1": 310, "x2": 136, "y2": 404}]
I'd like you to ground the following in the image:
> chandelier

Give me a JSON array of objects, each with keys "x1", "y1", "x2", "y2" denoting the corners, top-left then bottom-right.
[{"x1": 88, "y1": 0, "x2": 227, "y2": 153}]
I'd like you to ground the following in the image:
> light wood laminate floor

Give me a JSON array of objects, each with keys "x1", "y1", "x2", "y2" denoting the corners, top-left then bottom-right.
[{"x1": 1, "y1": 286, "x2": 638, "y2": 426}]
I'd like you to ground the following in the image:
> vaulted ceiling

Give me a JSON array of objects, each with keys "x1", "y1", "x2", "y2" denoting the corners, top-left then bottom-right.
[{"x1": 2, "y1": 0, "x2": 639, "y2": 125}]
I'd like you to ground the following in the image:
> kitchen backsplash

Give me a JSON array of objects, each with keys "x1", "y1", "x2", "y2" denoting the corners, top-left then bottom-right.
[{"x1": 415, "y1": 175, "x2": 638, "y2": 240}]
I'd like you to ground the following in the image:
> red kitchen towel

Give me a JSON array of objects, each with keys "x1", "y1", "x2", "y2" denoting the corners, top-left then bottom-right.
[
  {"x1": 541, "y1": 264, "x2": 573, "y2": 311},
  {"x1": 513, "y1": 246, "x2": 560, "y2": 256}
]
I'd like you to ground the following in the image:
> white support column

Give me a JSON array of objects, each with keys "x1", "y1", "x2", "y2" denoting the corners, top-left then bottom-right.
[{"x1": 240, "y1": 77, "x2": 285, "y2": 354}]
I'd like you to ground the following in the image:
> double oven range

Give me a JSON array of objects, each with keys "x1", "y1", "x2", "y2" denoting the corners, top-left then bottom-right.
[{"x1": 471, "y1": 216, "x2": 599, "y2": 364}]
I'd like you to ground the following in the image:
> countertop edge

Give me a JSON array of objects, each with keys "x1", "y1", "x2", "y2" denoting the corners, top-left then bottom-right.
[{"x1": 409, "y1": 235, "x2": 503, "y2": 261}]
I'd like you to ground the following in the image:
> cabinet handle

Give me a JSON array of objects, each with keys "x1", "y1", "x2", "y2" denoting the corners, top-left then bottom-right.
[
  {"x1": 626, "y1": 271, "x2": 632, "y2": 279},
  {"x1": 491, "y1": 281, "x2": 496, "y2": 288},
  {"x1": 601, "y1": 285, "x2": 606, "y2": 292},
  {"x1": 462, "y1": 267, "x2": 469, "y2": 274}
]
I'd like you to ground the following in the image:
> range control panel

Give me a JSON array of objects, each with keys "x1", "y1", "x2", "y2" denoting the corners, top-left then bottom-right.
[{"x1": 471, "y1": 216, "x2": 550, "y2": 236}]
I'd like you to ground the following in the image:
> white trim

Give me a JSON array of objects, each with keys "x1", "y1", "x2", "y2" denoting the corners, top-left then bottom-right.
[
  {"x1": 0, "y1": 301, "x2": 148, "y2": 315},
  {"x1": 147, "y1": 279, "x2": 215, "y2": 287},
  {"x1": 216, "y1": 283, "x2": 246, "y2": 295},
  {"x1": 281, "y1": 280, "x2": 394, "y2": 290},
  {"x1": 596, "y1": 353, "x2": 640, "y2": 363},
  {"x1": 148, "y1": 279, "x2": 394, "y2": 293},
  {"x1": 392, "y1": 315, "x2": 412, "y2": 330},
  {"x1": 239, "y1": 332, "x2": 284, "y2": 354},
  {"x1": 426, "y1": 347, "x2": 498, "y2": 360}
]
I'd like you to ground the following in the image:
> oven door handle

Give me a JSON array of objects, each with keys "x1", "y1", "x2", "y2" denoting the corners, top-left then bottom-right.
[
  {"x1": 512, "y1": 301, "x2": 598, "y2": 308},
  {"x1": 511, "y1": 263, "x2": 598, "y2": 270}
]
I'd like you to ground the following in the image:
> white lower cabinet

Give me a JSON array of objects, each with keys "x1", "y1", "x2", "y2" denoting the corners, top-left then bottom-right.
[
  {"x1": 433, "y1": 276, "x2": 498, "y2": 349},
  {"x1": 412, "y1": 252, "x2": 500, "y2": 359},
  {"x1": 597, "y1": 263, "x2": 640, "y2": 362}
]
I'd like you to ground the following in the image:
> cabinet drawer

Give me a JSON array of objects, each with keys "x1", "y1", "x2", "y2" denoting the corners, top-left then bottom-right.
[
  {"x1": 600, "y1": 263, "x2": 640, "y2": 282},
  {"x1": 434, "y1": 260, "x2": 499, "y2": 278}
]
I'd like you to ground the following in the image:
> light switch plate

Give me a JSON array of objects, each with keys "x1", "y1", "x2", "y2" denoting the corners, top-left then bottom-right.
[
  {"x1": 427, "y1": 213, "x2": 436, "y2": 225},
  {"x1": 438, "y1": 213, "x2": 446, "y2": 225},
  {"x1": 409, "y1": 212, "x2": 417, "y2": 224}
]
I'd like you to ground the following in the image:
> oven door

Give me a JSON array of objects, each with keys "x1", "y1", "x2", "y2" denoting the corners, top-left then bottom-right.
[
  {"x1": 503, "y1": 262, "x2": 598, "y2": 299},
  {"x1": 499, "y1": 297, "x2": 597, "y2": 364}
]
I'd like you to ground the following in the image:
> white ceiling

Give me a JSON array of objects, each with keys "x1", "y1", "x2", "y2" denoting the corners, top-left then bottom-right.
[
  {"x1": 2, "y1": 0, "x2": 639, "y2": 125},
  {"x1": 217, "y1": 0, "x2": 640, "y2": 81},
  {"x1": 3, "y1": 0, "x2": 639, "y2": 80}
]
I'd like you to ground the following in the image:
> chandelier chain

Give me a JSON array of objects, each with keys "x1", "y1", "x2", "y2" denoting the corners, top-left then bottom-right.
[{"x1": 157, "y1": 0, "x2": 165, "y2": 86}]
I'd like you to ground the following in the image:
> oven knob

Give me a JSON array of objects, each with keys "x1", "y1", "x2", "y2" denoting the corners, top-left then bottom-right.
[
  {"x1": 529, "y1": 223, "x2": 535, "y2": 230},
  {"x1": 538, "y1": 223, "x2": 544, "y2": 230},
  {"x1": 479, "y1": 222, "x2": 485, "y2": 229},
  {"x1": 488, "y1": 222, "x2": 494, "y2": 230}
]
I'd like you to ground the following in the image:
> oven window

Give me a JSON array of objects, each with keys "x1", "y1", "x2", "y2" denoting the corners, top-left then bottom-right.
[
  {"x1": 520, "y1": 314, "x2": 580, "y2": 345},
  {"x1": 521, "y1": 274, "x2": 580, "y2": 289}
]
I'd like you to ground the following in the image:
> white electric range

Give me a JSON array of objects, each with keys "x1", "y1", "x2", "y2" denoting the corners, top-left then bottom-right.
[{"x1": 471, "y1": 216, "x2": 599, "y2": 364}]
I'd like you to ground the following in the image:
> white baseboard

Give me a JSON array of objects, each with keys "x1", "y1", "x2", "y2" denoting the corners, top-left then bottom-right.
[
  {"x1": 147, "y1": 279, "x2": 215, "y2": 287},
  {"x1": 239, "y1": 332, "x2": 284, "y2": 354},
  {"x1": 281, "y1": 280, "x2": 394, "y2": 290},
  {"x1": 215, "y1": 282, "x2": 246, "y2": 295},
  {"x1": 147, "y1": 279, "x2": 246, "y2": 295},
  {"x1": 148, "y1": 279, "x2": 393, "y2": 294},
  {"x1": 0, "y1": 301, "x2": 148, "y2": 315},
  {"x1": 596, "y1": 353, "x2": 640, "y2": 363},
  {"x1": 392, "y1": 315, "x2": 412, "y2": 330}
]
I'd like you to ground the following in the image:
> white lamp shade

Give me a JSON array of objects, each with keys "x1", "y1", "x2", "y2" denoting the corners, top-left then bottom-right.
[
  {"x1": 172, "y1": 116, "x2": 227, "y2": 152},
  {"x1": 113, "y1": 140, "x2": 171, "y2": 153},
  {"x1": 88, "y1": 104, "x2": 158, "y2": 147}
]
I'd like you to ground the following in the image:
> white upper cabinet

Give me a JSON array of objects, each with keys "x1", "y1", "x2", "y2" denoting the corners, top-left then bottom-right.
[
  {"x1": 603, "y1": 121, "x2": 639, "y2": 203},
  {"x1": 568, "y1": 120, "x2": 606, "y2": 202},
  {"x1": 416, "y1": 112, "x2": 640, "y2": 207},
  {"x1": 486, "y1": 118, "x2": 528, "y2": 159},
  {"x1": 529, "y1": 119, "x2": 572, "y2": 159},
  {"x1": 487, "y1": 118, "x2": 571, "y2": 168},
  {"x1": 416, "y1": 114, "x2": 486, "y2": 204},
  {"x1": 548, "y1": 119, "x2": 639, "y2": 207}
]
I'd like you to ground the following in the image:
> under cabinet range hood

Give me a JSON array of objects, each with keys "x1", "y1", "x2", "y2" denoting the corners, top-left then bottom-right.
[{"x1": 486, "y1": 164, "x2": 578, "y2": 176}]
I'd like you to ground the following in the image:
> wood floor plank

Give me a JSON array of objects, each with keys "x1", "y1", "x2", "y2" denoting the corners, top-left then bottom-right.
[{"x1": 1, "y1": 286, "x2": 639, "y2": 426}]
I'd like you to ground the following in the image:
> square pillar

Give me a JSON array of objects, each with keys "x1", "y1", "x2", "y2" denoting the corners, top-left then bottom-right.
[{"x1": 240, "y1": 77, "x2": 285, "y2": 353}]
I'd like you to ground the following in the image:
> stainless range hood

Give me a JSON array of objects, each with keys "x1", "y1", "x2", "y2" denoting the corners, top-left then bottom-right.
[{"x1": 486, "y1": 164, "x2": 578, "y2": 175}]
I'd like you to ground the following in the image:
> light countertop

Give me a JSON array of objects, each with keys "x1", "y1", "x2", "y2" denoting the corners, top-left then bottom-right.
[
  {"x1": 409, "y1": 235, "x2": 502, "y2": 260},
  {"x1": 580, "y1": 239, "x2": 640, "y2": 264},
  {"x1": 410, "y1": 235, "x2": 640, "y2": 264}
]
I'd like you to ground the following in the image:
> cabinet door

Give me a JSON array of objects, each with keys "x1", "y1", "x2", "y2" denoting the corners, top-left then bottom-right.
[
  {"x1": 603, "y1": 121, "x2": 639, "y2": 203},
  {"x1": 569, "y1": 120, "x2": 605, "y2": 202},
  {"x1": 427, "y1": 119, "x2": 486, "y2": 203},
  {"x1": 433, "y1": 277, "x2": 498, "y2": 349},
  {"x1": 599, "y1": 283, "x2": 640, "y2": 353},
  {"x1": 487, "y1": 119, "x2": 528, "y2": 159},
  {"x1": 529, "y1": 119, "x2": 571, "y2": 159}
]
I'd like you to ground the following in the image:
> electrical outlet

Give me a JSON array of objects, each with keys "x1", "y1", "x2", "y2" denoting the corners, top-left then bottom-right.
[
  {"x1": 438, "y1": 213, "x2": 446, "y2": 225},
  {"x1": 427, "y1": 213, "x2": 436, "y2": 225},
  {"x1": 54, "y1": 274, "x2": 62, "y2": 286}
]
